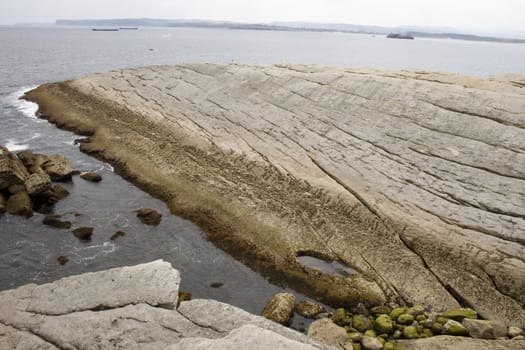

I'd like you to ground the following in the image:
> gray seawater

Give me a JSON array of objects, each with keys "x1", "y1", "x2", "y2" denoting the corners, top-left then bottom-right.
[{"x1": 1, "y1": 26, "x2": 524, "y2": 320}]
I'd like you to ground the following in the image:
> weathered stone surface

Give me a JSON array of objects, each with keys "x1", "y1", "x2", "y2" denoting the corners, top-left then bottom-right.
[
  {"x1": 442, "y1": 319, "x2": 468, "y2": 336},
  {"x1": 361, "y1": 336, "x2": 383, "y2": 350},
  {"x1": 36, "y1": 154, "x2": 72, "y2": 181},
  {"x1": 308, "y1": 318, "x2": 348, "y2": 348},
  {"x1": 24, "y1": 64, "x2": 525, "y2": 327},
  {"x1": 24, "y1": 173, "x2": 51, "y2": 196},
  {"x1": 6, "y1": 190, "x2": 33, "y2": 217},
  {"x1": 508, "y1": 326, "x2": 525, "y2": 338},
  {"x1": 399, "y1": 335, "x2": 525, "y2": 350},
  {"x1": 0, "y1": 146, "x2": 29, "y2": 190},
  {"x1": 136, "y1": 207, "x2": 162, "y2": 226},
  {"x1": 80, "y1": 172, "x2": 102, "y2": 182},
  {"x1": 295, "y1": 300, "x2": 326, "y2": 318},
  {"x1": 262, "y1": 292, "x2": 296, "y2": 326},
  {"x1": 462, "y1": 318, "x2": 507, "y2": 339},
  {"x1": 51, "y1": 184, "x2": 69, "y2": 200}
]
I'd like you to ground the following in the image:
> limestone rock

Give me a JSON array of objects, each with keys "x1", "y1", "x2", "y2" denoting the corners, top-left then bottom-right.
[
  {"x1": 262, "y1": 292, "x2": 295, "y2": 326},
  {"x1": 72, "y1": 226, "x2": 93, "y2": 240},
  {"x1": 442, "y1": 319, "x2": 469, "y2": 336},
  {"x1": 462, "y1": 319, "x2": 507, "y2": 339},
  {"x1": 136, "y1": 207, "x2": 162, "y2": 226},
  {"x1": 24, "y1": 173, "x2": 51, "y2": 196},
  {"x1": 360, "y1": 336, "x2": 383, "y2": 350},
  {"x1": 295, "y1": 300, "x2": 326, "y2": 318},
  {"x1": 80, "y1": 172, "x2": 102, "y2": 183},
  {"x1": 6, "y1": 191, "x2": 33, "y2": 217},
  {"x1": 508, "y1": 326, "x2": 525, "y2": 338},
  {"x1": 0, "y1": 146, "x2": 29, "y2": 190},
  {"x1": 308, "y1": 318, "x2": 348, "y2": 347}
]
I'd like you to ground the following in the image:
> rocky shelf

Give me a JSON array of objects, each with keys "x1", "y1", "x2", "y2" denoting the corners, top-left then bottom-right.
[{"x1": 23, "y1": 64, "x2": 525, "y2": 330}]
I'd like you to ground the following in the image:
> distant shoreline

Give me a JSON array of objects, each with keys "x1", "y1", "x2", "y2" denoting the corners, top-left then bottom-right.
[{"x1": 53, "y1": 18, "x2": 525, "y2": 44}]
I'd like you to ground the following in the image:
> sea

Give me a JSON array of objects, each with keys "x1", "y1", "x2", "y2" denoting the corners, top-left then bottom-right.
[{"x1": 1, "y1": 25, "x2": 524, "y2": 322}]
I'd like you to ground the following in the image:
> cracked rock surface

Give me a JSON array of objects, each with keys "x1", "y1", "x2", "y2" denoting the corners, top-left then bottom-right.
[
  {"x1": 0, "y1": 260, "x2": 333, "y2": 350},
  {"x1": 24, "y1": 64, "x2": 525, "y2": 328}
]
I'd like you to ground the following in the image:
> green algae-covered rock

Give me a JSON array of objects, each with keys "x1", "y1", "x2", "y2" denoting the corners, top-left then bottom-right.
[
  {"x1": 376, "y1": 336, "x2": 386, "y2": 345},
  {"x1": 364, "y1": 329, "x2": 377, "y2": 337},
  {"x1": 392, "y1": 330, "x2": 402, "y2": 339},
  {"x1": 442, "y1": 319, "x2": 468, "y2": 336},
  {"x1": 440, "y1": 308, "x2": 477, "y2": 321},
  {"x1": 352, "y1": 342, "x2": 362, "y2": 350},
  {"x1": 402, "y1": 325, "x2": 419, "y2": 339},
  {"x1": 390, "y1": 307, "x2": 406, "y2": 321},
  {"x1": 352, "y1": 314, "x2": 372, "y2": 332},
  {"x1": 407, "y1": 305, "x2": 425, "y2": 316},
  {"x1": 370, "y1": 305, "x2": 390, "y2": 315},
  {"x1": 397, "y1": 313, "x2": 415, "y2": 325},
  {"x1": 348, "y1": 332, "x2": 362, "y2": 342},
  {"x1": 422, "y1": 328, "x2": 434, "y2": 337},
  {"x1": 374, "y1": 314, "x2": 394, "y2": 334},
  {"x1": 436, "y1": 316, "x2": 449, "y2": 325},
  {"x1": 432, "y1": 322, "x2": 443, "y2": 334},
  {"x1": 384, "y1": 341, "x2": 395, "y2": 350},
  {"x1": 415, "y1": 314, "x2": 427, "y2": 322},
  {"x1": 332, "y1": 307, "x2": 347, "y2": 325}
]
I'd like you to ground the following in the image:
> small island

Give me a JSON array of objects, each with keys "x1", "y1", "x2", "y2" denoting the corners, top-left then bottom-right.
[{"x1": 387, "y1": 33, "x2": 415, "y2": 40}]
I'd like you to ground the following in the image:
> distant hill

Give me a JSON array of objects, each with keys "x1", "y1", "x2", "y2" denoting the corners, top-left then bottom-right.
[{"x1": 55, "y1": 18, "x2": 525, "y2": 44}]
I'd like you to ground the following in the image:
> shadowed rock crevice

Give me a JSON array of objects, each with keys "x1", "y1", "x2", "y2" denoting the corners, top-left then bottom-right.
[{"x1": 23, "y1": 63, "x2": 525, "y2": 328}]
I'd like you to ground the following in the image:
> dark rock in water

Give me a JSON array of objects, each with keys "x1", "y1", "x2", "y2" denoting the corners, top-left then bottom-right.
[
  {"x1": 6, "y1": 191, "x2": 33, "y2": 217},
  {"x1": 136, "y1": 208, "x2": 162, "y2": 226},
  {"x1": 57, "y1": 256, "x2": 69, "y2": 265},
  {"x1": 25, "y1": 173, "x2": 51, "y2": 196},
  {"x1": 74, "y1": 138, "x2": 90, "y2": 145},
  {"x1": 210, "y1": 282, "x2": 224, "y2": 288},
  {"x1": 52, "y1": 184, "x2": 70, "y2": 200},
  {"x1": 261, "y1": 293, "x2": 295, "y2": 326},
  {"x1": 8, "y1": 184, "x2": 26, "y2": 194},
  {"x1": 0, "y1": 192, "x2": 6, "y2": 214},
  {"x1": 71, "y1": 170, "x2": 81, "y2": 176},
  {"x1": 43, "y1": 215, "x2": 72, "y2": 229},
  {"x1": 32, "y1": 189, "x2": 59, "y2": 209},
  {"x1": 0, "y1": 146, "x2": 29, "y2": 190},
  {"x1": 72, "y1": 227, "x2": 93, "y2": 240},
  {"x1": 177, "y1": 291, "x2": 192, "y2": 307},
  {"x1": 295, "y1": 300, "x2": 326, "y2": 318},
  {"x1": 80, "y1": 172, "x2": 102, "y2": 183},
  {"x1": 110, "y1": 230, "x2": 126, "y2": 240}
]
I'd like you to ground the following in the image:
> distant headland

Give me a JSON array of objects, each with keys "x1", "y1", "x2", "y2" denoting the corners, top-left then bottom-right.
[{"x1": 54, "y1": 18, "x2": 525, "y2": 44}]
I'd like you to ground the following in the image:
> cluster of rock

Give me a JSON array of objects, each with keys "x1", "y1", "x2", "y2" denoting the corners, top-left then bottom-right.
[
  {"x1": 260, "y1": 292, "x2": 525, "y2": 349},
  {"x1": 1, "y1": 145, "x2": 163, "y2": 265}
]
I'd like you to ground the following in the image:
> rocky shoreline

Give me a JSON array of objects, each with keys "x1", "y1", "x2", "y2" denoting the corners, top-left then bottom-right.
[{"x1": 19, "y1": 64, "x2": 525, "y2": 345}]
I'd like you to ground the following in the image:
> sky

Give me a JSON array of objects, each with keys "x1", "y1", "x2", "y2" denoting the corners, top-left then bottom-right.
[{"x1": 2, "y1": 0, "x2": 525, "y2": 37}]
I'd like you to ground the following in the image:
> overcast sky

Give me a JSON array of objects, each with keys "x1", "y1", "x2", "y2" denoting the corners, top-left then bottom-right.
[{"x1": 2, "y1": 0, "x2": 525, "y2": 36}]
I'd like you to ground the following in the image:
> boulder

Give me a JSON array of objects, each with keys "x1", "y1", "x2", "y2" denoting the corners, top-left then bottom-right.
[
  {"x1": 136, "y1": 208, "x2": 162, "y2": 226},
  {"x1": 389, "y1": 307, "x2": 406, "y2": 321},
  {"x1": 0, "y1": 192, "x2": 6, "y2": 214},
  {"x1": 397, "y1": 313, "x2": 415, "y2": 325},
  {"x1": 331, "y1": 307, "x2": 348, "y2": 326},
  {"x1": 43, "y1": 215, "x2": 72, "y2": 229},
  {"x1": 52, "y1": 184, "x2": 70, "y2": 200},
  {"x1": 7, "y1": 184, "x2": 25, "y2": 194},
  {"x1": 462, "y1": 318, "x2": 507, "y2": 339},
  {"x1": 442, "y1": 319, "x2": 468, "y2": 336},
  {"x1": 37, "y1": 154, "x2": 72, "y2": 181},
  {"x1": 72, "y1": 227, "x2": 93, "y2": 240},
  {"x1": 352, "y1": 314, "x2": 372, "y2": 332},
  {"x1": 80, "y1": 172, "x2": 102, "y2": 183},
  {"x1": 360, "y1": 336, "x2": 383, "y2": 350},
  {"x1": 261, "y1": 292, "x2": 295, "y2": 326},
  {"x1": 24, "y1": 173, "x2": 51, "y2": 196},
  {"x1": 403, "y1": 325, "x2": 419, "y2": 339},
  {"x1": 16, "y1": 149, "x2": 40, "y2": 174},
  {"x1": 295, "y1": 300, "x2": 326, "y2": 318},
  {"x1": 441, "y1": 308, "x2": 477, "y2": 322},
  {"x1": 0, "y1": 146, "x2": 29, "y2": 190},
  {"x1": 508, "y1": 326, "x2": 525, "y2": 338},
  {"x1": 308, "y1": 318, "x2": 348, "y2": 347},
  {"x1": 6, "y1": 191, "x2": 33, "y2": 217},
  {"x1": 374, "y1": 314, "x2": 393, "y2": 334}
]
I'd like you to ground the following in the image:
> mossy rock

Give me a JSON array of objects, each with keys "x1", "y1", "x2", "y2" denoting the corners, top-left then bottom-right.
[
  {"x1": 364, "y1": 329, "x2": 377, "y2": 337},
  {"x1": 392, "y1": 329, "x2": 402, "y2": 339},
  {"x1": 376, "y1": 336, "x2": 386, "y2": 345},
  {"x1": 370, "y1": 305, "x2": 391, "y2": 315},
  {"x1": 422, "y1": 328, "x2": 434, "y2": 337},
  {"x1": 352, "y1": 314, "x2": 372, "y2": 332},
  {"x1": 384, "y1": 341, "x2": 395, "y2": 350},
  {"x1": 442, "y1": 319, "x2": 468, "y2": 336},
  {"x1": 374, "y1": 314, "x2": 394, "y2": 334},
  {"x1": 403, "y1": 325, "x2": 419, "y2": 339},
  {"x1": 332, "y1": 307, "x2": 347, "y2": 325},
  {"x1": 407, "y1": 305, "x2": 425, "y2": 316},
  {"x1": 397, "y1": 313, "x2": 415, "y2": 325},
  {"x1": 348, "y1": 332, "x2": 362, "y2": 342},
  {"x1": 390, "y1": 307, "x2": 406, "y2": 321},
  {"x1": 436, "y1": 316, "x2": 449, "y2": 325},
  {"x1": 415, "y1": 314, "x2": 427, "y2": 322},
  {"x1": 432, "y1": 322, "x2": 443, "y2": 334},
  {"x1": 440, "y1": 308, "x2": 477, "y2": 321},
  {"x1": 352, "y1": 342, "x2": 362, "y2": 350}
]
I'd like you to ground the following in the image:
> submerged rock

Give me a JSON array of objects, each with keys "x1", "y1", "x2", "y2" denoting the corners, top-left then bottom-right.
[
  {"x1": 110, "y1": 230, "x2": 126, "y2": 240},
  {"x1": 6, "y1": 191, "x2": 32, "y2": 217},
  {"x1": 136, "y1": 208, "x2": 162, "y2": 226},
  {"x1": 261, "y1": 292, "x2": 295, "y2": 326},
  {"x1": 43, "y1": 215, "x2": 72, "y2": 229},
  {"x1": 72, "y1": 227, "x2": 93, "y2": 240},
  {"x1": 295, "y1": 300, "x2": 326, "y2": 319},
  {"x1": 80, "y1": 172, "x2": 102, "y2": 183},
  {"x1": 308, "y1": 318, "x2": 347, "y2": 347},
  {"x1": 57, "y1": 255, "x2": 69, "y2": 265}
]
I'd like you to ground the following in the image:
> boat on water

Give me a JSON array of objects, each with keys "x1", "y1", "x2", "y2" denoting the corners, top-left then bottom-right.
[
  {"x1": 91, "y1": 28, "x2": 119, "y2": 32},
  {"x1": 387, "y1": 33, "x2": 415, "y2": 40}
]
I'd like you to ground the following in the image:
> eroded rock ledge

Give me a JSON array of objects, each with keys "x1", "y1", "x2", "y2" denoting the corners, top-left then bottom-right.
[{"x1": 23, "y1": 64, "x2": 525, "y2": 328}]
